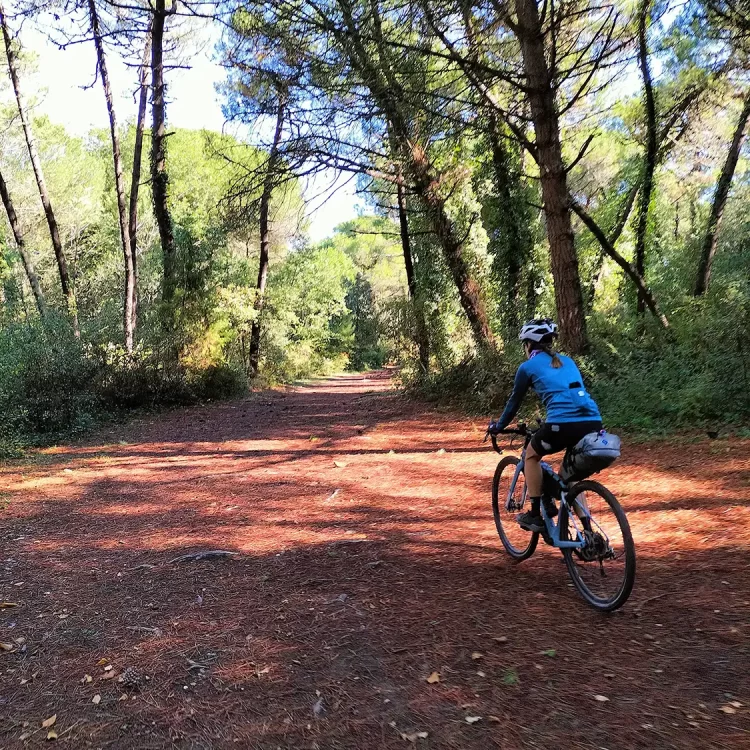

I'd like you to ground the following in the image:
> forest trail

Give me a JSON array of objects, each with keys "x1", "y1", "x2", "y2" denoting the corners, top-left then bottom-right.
[{"x1": 0, "y1": 370, "x2": 748, "y2": 749}]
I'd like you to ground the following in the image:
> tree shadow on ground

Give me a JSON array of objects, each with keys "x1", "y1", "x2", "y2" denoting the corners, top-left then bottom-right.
[{"x1": 1, "y1": 370, "x2": 748, "y2": 749}]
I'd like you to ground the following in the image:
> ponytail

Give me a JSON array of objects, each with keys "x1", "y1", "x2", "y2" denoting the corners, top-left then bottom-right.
[{"x1": 539, "y1": 342, "x2": 563, "y2": 368}]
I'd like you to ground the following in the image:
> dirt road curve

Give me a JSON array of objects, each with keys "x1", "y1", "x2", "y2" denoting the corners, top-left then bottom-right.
[{"x1": 1, "y1": 371, "x2": 748, "y2": 749}]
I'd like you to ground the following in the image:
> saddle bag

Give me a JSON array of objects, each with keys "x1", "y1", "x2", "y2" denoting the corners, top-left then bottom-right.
[{"x1": 560, "y1": 431, "x2": 621, "y2": 483}]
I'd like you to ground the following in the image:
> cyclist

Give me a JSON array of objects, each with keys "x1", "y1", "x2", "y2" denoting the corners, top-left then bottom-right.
[{"x1": 488, "y1": 318, "x2": 602, "y2": 532}]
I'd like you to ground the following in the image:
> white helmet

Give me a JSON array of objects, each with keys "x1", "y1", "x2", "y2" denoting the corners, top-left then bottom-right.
[{"x1": 519, "y1": 318, "x2": 558, "y2": 343}]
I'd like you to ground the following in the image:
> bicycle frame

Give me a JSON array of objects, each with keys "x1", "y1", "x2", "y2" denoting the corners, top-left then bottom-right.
[{"x1": 504, "y1": 437, "x2": 588, "y2": 550}]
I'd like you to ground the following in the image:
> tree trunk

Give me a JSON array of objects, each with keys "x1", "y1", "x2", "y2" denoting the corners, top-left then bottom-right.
[
  {"x1": 1, "y1": 3, "x2": 77, "y2": 331},
  {"x1": 408, "y1": 142, "x2": 495, "y2": 349},
  {"x1": 514, "y1": 0, "x2": 587, "y2": 353},
  {"x1": 338, "y1": 0, "x2": 495, "y2": 351},
  {"x1": 89, "y1": 0, "x2": 135, "y2": 352},
  {"x1": 694, "y1": 90, "x2": 750, "y2": 296},
  {"x1": 128, "y1": 25, "x2": 151, "y2": 336},
  {"x1": 0, "y1": 166, "x2": 46, "y2": 317},
  {"x1": 248, "y1": 95, "x2": 286, "y2": 377},
  {"x1": 396, "y1": 176, "x2": 429, "y2": 372},
  {"x1": 150, "y1": 0, "x2": 176, "y2": 303},
  {"x1": 487, "y1": 110, "x2": 528, "y2": 327},
  {"x1": 634, "y1": 0, "x2": 657, "y2": 315}
]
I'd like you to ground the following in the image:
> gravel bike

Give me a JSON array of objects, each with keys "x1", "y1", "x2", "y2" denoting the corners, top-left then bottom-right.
[{"x1": 489, "y1": 424, "x2": 636, "y2": 612}]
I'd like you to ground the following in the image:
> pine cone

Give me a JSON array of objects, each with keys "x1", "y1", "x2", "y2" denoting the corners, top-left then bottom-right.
[{"x1": 119, "y1": 666, "x2": 144, "y2": 689}]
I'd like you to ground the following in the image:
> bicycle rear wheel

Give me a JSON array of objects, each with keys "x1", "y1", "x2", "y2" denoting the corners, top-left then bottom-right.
[
  {"x1": 492, "y1": 455, "x2": 538, "y2": 561},
  {"x1": 560, "y1": 480, "x2": 636, "y2": 611}
]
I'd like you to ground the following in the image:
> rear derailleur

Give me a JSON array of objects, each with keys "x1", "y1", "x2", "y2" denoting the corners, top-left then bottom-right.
[{"x1": 575, "y1": 530, "x2": 614, "y2": 568}]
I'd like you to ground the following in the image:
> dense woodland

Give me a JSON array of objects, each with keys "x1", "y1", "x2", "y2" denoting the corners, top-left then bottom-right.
[{"x1": 0, "y1": 0, "x2": 749, "y2": 453}]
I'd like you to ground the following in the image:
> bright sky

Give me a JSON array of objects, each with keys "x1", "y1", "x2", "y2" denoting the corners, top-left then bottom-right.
[{"x1": 21, "y1": 18, "x2": 360, "y2": 242}]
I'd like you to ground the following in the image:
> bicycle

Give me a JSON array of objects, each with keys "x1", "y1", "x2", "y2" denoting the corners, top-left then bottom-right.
[{"x1": 488, "y1": 423, "x2": 636, "y2": 612}]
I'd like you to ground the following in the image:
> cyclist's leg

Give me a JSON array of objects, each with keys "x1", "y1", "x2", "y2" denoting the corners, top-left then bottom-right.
[
  {"x1": 524, "y1": 442, "x2": 543, "y2": 497},
  {"x1": 517, "y1": 428, "x2": 556, "y2": 531},
  {"x1": 520, "y1": 422, "x2": 597, "y2": 529}
]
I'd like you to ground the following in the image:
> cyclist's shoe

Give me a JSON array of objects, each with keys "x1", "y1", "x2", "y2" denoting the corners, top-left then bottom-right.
[
  {"x1": 543, "y1": 499, "x2": 558, "y2": 519},
  {"x1": 517, "y1": 510, "x2": 544, "y2": 532}
]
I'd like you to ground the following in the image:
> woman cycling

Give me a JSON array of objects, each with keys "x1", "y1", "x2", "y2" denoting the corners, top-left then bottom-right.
[{"x1": 488, "y1": 318, "x2": 602, "y2": 532}]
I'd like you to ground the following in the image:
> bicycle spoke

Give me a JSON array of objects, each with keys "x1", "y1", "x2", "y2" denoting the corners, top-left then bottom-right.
[{"x1": 562, "y1": 483, "x2": 635, "y2": 610}]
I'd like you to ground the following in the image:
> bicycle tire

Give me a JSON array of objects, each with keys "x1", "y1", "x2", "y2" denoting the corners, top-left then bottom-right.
[
  {"x1": 492, "y1": 455, "x2": 538, "y2": 561},
  {"x1": 560, "y1": 480, "x2": 636, "y2": 612}
]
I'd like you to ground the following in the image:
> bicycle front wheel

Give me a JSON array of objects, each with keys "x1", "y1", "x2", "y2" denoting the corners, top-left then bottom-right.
[
  {"x1": 492, "y1": 455, "x2": 538, "y2": 561},
  {"x1": 560, "y1": 480, "x2": 636, "y2": 611}
]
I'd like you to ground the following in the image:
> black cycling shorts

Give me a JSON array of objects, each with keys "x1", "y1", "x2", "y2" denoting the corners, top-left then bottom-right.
[{"x1": 530, "y1": 420, "x2": 603, "y2": 456}]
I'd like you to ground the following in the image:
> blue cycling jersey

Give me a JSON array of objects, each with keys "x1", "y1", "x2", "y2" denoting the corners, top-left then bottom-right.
[{"x1": 497, "y1": 352, "x2": 601, "y2": 428}]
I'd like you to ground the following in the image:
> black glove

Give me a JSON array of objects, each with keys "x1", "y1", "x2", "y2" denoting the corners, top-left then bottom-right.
[{"x1": 487, "y1": 420, "x2": 504, "y2": 435}]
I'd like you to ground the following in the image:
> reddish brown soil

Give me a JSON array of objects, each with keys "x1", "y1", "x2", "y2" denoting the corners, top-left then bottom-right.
[{"x1": 0, "y1": 370, "x2": 748, "y2": 749}]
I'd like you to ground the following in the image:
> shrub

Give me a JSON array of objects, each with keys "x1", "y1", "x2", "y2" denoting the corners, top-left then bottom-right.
[
  {"x1": 0, "y1": 316, "x2": 99, "y2": 439},
  {"x1": 95, "y1": 346, "x2": 246, "y2": 408}
]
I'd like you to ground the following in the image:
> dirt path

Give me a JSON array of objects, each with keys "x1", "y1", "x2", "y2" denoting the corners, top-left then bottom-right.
[{"x1": 1, "y1": 370, "x2": 748, "y2": 749}]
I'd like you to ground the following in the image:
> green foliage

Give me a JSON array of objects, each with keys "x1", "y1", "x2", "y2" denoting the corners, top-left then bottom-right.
[
  {"x1": 260, "y1": 242, "x2": 357, "y2": 381},
  {"x1": 346, "y1": 275, "x2": 387, "y2": 370},
  {"x1": 96, "y1": 347, "x2": 246, "y2": 409},
  {"x1": 406, "y1": 348, "x2": 519, "y2": 415},
  {"x1": 585, "y1": 292, "x2": 750, "y2": 430},
  {"x1": 0, "y1": 315, "x2": 99, "y2": 440}
]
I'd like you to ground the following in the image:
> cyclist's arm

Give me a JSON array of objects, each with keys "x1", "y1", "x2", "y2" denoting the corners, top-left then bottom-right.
[{"x1": 495, "y1": 365, "x2": 531, "y2": 429}]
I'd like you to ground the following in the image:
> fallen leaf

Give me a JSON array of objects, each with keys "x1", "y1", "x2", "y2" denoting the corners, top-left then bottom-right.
[
  {"x1": 46, "y1": 729, "x2": 58, "y2": 741},
  {"x1": 119, "y1": 694, "x2": 128, "y2": 702},
  {"x1": 436, "y1": 448, "x2": 446, "y2": 454},
  {"x1": 333, "y1": 461, "x2": 348, "y2": 468},
  {"x1": 540, "y1": 649, "x2": 556, "y2": 657},
  {"x1": 730, "y1": 701, "x2": 743, "y2": 708},
  {"x1": 471, "y1": 652, "x2": 483, "y2": 660},
  {"x1": 92, "y1": 695, "x2": 101, "y2": 705},
  {"x1": 81, "y1": 675, "x2": 93, "y2": 684},
  {"x1": 488, "y1": 716, "x2": 501, "y2": 723},
  {"x1": 0, "y1": 642, "x2": 15, "y2": 652},
  {"x1": 103, "y1": 665, "x2": 113, "y2": 672},
  {"x1": 400, "y1": 731, "x2": 429, "y2": 741},
  {"x1": 465, "y1": 716, "x2": 482, "y2": 724},
  {"x1": 493, "y1": 636, "x2": 508, "y2": 643},
  {"x1": 426, "y1": 672, "x2": 440, "y2": 684},
  {"x1": 100, "y1": 671, "x2": 116, "y2": 680},
  {"x1": 96, "y1": 658, "x2": 108, "y2": 666},
  {"x1": 477, "y1": 671, "x2": 486, "y2": 677},
  {"x1": 593, "y1": 695, "x2": 610, "y2": 703},
  {"x1": 19, "y1": 732, "x2": 31, "y2": 741},
  {"x1": 0, "y1": 602, "x2": 18, "y2": 608},
  {"x1": 719, "y1": 705, "x2": 736, "y2": 714},
  {"x1": 502, "y1": 669, "x2": 519, "y2": 685},
  {"x1": 312, "y1": 696, "x2": 324, "y2": 717},
  {"x1": 41, "y1": 715, "x2": 57, "y2": 729}
]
